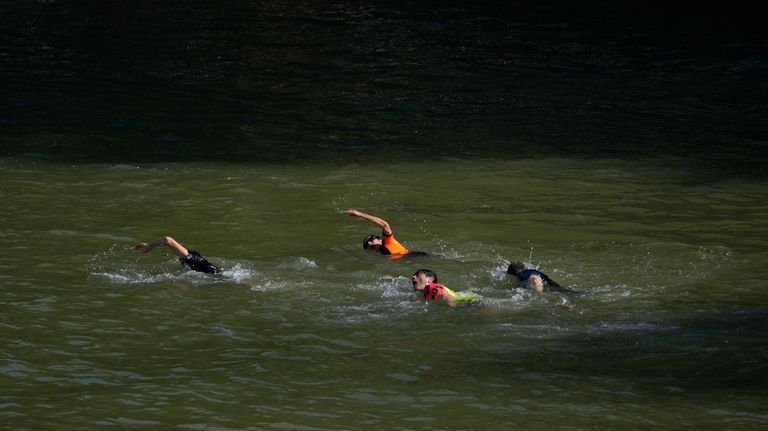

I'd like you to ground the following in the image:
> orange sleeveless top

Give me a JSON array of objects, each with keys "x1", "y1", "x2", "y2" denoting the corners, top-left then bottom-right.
[{"x1": 382, "y1": 234, "x2": 409, "y2": 255}]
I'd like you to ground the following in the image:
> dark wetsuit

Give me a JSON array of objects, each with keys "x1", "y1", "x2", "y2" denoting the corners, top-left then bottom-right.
[
  {"x1": 515, "y1": 269, "x2": 572, "y2": 293},
  {"x1": 182, "y1": 250, "x2": 221, "y2": 274}
]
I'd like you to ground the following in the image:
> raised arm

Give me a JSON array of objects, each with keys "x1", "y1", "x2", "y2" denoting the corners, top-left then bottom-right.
[
  {"x1": 343, "y1": 209, "x2": 393, "y2": 236},
  {"x1": 133, "y1": 236, "x2": 189, "y2": 258}
]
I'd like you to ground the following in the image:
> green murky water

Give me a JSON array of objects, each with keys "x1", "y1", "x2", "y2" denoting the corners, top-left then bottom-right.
[{"x1": 2, "y1": 158, "x2": 766, "y2": 429}]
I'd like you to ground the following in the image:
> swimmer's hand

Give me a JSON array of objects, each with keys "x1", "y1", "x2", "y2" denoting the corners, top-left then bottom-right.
[
  {"x1": 133, "y1": 243, "x2": 151, "y2": 253},
  {"x1": 343, "y1": 209, "x2": 392, "y2": 234}
]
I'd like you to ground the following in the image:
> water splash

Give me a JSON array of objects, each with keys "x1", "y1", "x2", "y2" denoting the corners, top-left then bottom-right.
[
  {"x1": 277, "y1": 257, "x2": 319, "y2": 270},
  {"x1": 87, "y1": 244, "x2": 258, "y2": 285}
]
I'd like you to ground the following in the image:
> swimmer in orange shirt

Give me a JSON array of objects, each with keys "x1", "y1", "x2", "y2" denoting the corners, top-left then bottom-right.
[{"x1": 343, "y1": 209, "x2": 425, "y2": 257}]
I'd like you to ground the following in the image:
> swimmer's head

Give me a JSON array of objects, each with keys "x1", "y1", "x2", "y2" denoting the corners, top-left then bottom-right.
[
  {"x1": 411, "y1": 268, "x2": 437, "y2": 290},
  {"x1": 507, "y1": 261, "x2": 525, "y2": 276},
  {"x1": 363, "y1": 234, "x2": 383, "y2": 250}
]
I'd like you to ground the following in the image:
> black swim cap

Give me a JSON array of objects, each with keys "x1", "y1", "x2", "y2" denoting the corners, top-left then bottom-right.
[{"x1": 507, "y1": 261, "x2": 525, "y2": 276}]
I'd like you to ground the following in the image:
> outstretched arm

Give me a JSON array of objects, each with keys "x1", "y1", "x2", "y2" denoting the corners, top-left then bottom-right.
[
  {"x1": 134, "y1": 236, "x2": 189, "y2": 258},
  {"x1": 343, "y1": 209, "x2": 393, "y2": 236}
]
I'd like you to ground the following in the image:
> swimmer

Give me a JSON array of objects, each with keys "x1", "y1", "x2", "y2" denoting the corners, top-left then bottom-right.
[
  {"x1": 344, "y1": 209, "x2": 425, "y2": 258},
  {"x1": 506, "y1": 261, "x2": 573, "y2": 293},
  {"x1": 133, "y1": 236, "x2": 221, "y2": 274},
  {"x1": 411, "y1": 269, "x2": 481, "y2": 307}
]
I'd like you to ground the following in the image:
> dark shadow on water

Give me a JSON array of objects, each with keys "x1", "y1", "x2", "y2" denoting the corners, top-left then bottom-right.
[
  {"x1": 473, "y1": 306, "x2": 768, "y2": 394},
  {"x1": 1, "y1": 1, "x2": 766, "y2": 177}
]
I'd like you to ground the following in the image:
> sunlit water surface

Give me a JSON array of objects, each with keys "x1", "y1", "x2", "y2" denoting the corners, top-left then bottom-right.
[{"x1": 1, "y1": 158, "x2": 766, "y2": 430}]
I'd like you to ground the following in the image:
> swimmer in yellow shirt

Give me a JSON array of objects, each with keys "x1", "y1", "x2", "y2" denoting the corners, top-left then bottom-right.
[{"x1": 411, "y1": 269, "x2": 482, "y2": 307}]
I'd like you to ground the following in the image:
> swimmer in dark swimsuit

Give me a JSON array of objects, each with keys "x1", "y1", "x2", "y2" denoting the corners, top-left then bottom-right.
[
  {"x1": 133, "y1": 236, "x2": 221, "y2": 274},
  {"x1": 506, "y1": 261, "x2": 573, "y2": 293},
  {"x1": 344, "y1": 209, "x2": 426, "y2": 258}
]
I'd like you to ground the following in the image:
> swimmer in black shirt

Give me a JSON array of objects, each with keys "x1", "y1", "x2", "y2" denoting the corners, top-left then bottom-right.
[
  {"x1": 134, "y1": 236, "x2": 221, "y2": 274},
  {"x1": 506, "y1": 261, "x2": 573, "y2": 293}
]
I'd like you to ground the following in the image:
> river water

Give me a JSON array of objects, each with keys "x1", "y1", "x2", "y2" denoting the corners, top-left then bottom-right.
[{"x1": 2, "y1": 1, "x2": 767, "y2": 430}]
